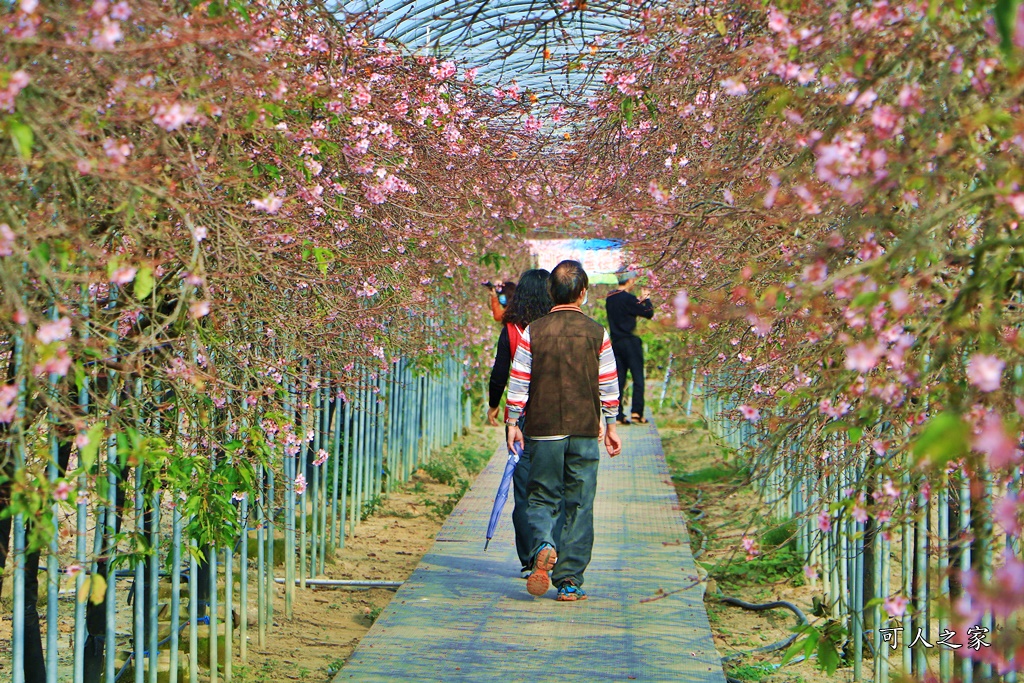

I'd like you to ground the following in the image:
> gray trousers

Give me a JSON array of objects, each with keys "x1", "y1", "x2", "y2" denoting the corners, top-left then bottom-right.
[{"x1": 525, "y1": 436, "x2": 600, "y2": 588}]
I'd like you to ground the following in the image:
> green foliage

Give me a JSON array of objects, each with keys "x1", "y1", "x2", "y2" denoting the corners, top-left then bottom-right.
[
  {"x1": 672, "y1": 465, "x2": 742, "y2": 484},
  {"x1": 708, "y1": 547, "x2": 804, "y2": 587},
  {"x1": 911, "y1": 412, "x2": 970, "y2": 467},
  {"x1": 361, "y1": 494, "x2": 384, "y2": 521},
  {"x1": 760, "y1": 519, "x2": 798, "y2": 550},
  {"x1": 423, "y1": 478, "x2": 470, "y2": 520},
  {"x1": 782, "y1": 620, "x2": 847, "y2": 676},
  {"x1": 421, "y1": 460, "x2": 459, "y2": 486},
  {"x1": 727, "y1": 663, "x2": 776, "y2": 681}
]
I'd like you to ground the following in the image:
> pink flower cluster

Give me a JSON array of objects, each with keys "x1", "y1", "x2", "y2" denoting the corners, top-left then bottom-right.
[
  {"x1": 152, "y1": 102, "x2": 201, "y2": 132},
  {"x1": 0, "y1": 70, "x2": 30, "y2": 112}
]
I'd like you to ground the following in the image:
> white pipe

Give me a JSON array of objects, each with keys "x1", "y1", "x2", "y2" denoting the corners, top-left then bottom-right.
[{"x1": 273, "y1": 578, "x2": 403, "y2": 588}]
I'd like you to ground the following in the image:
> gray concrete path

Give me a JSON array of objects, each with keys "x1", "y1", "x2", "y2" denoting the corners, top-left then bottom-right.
[{"x1": 336, "y1": 419, "x2": 725, "y2": 682}]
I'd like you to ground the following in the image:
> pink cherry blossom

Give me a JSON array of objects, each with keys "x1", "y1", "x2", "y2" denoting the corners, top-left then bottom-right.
[
  {"x1": 252, "y1": 195, "x2": 284, "y2": 213},
  {"x1": 52, "y1": 480, "x2": 73, "y2": 501},
  {"x1": 110, "y1": 1, "x2": 132, "y2": 19},
  {"x1": 739, "y1": 405, "x2": 760, "y2": 422},
  {"x1": 973, "y1": 413, "x2": 1019, "y2": 470},
  {"x1": 91, "y1": 17, "x2": 123, "y2": 50},
  {"x1": 994, "y1": 495, "x2": 1022, "y2": 537},
  {"x1": 966, "y1": 353, "x2": 1004, "y2": 392},
  {"x1": 0, "y1": 223, "x2": 15, "y2": 256},
  {"x1": 295, "y1": 473, "x2": 307, "y2": 496},
  {"x1": 884, "y1": 595, "x2": 908, "y2": 618},
  {"x1": 35, "y1": 347, "x2": 72, "y2": 377},
  {"x1": 313, "y1": 448, "x2": 329, "y2": 466},
  {"x1": 673, "y1": 290, "x2": 691, "y2": 328},
  {"x1": 102, "y1": 138, "x2": 132, "y2": 166},
  {"x1": 0, "y1": 385, "x2": 18, "y2": 423},
  {"x1": 111, "y1": 265, "x2": 137, "y2": 285},
  {"x1": 189, "y1": 301, "x2": 210, "y2": 319},
  {"x1": 721, "y1": 78, "x2": 748, "y2": 96},
  {"x1": 37, "y1": 317, "x2": 72, "y2": 344},
  {"x1": 801, "y1": 260, "x2": 828, "y2": 285},
  {"x1": 742, "y1": 536, "x2": 760, "y2": 560},
  {"x1": 817, "y1": 511, "x2": 832, "y2": 532},
  {"x1": 152, "y1": 102, "x2": 198, "y2": 132},
  {"x1": 844, "y1": 342, "x2": 883, "y2": 373}
]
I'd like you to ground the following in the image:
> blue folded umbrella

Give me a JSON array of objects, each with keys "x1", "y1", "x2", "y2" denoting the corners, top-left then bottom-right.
[{"x1": 484, "y1": 441, "x2": 522, "y2": 550}]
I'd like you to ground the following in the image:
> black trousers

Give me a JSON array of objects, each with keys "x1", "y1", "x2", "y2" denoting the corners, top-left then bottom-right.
[{"x1": 612, "y1": 336, "x2": 645, "y2": 420}]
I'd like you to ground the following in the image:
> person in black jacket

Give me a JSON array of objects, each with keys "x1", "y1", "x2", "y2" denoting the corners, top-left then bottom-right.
[
  {"x1": 605, "y1": 269, "x2": 654, "y2": 424},
  {"x1": 486, "y1": 269, "x2": 552, "y2": 575}
]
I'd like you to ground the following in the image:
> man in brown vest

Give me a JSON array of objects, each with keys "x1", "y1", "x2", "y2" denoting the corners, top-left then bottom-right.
[{"x1": 505, "y1": 260, "x2": 622, "y2": 601}]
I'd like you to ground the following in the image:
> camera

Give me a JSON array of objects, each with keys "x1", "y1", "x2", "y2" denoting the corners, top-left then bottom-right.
[{"x1": 481, "y1": 281, "x2": 506, "y2": 294}]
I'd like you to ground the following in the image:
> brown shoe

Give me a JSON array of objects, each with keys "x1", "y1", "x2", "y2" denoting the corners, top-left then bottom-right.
[{"x1": 526, "y1": 545, "x2": 557, "y2": 596}]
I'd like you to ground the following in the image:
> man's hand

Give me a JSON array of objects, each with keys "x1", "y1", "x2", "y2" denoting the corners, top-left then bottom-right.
[
  {"x1": 604, "y1": 423, "x2": 622, "y2": 457},
  {"x1": 639, "y1": 287, "x2": 651, "y2": 301},
  {"x1": 598, "y1": 419, "x2": 606, "y2": 442},
  {"x1": 487, "y1": 406, "x2": 500, "y2": 427},
  {"x1": 507, "y1": 424, "x2": 524, "y2": 452}
]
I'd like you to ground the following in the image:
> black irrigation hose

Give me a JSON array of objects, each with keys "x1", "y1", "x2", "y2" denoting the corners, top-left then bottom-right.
[
  {"x1": 718, "y1": 597, "x2": 810, "y2": 661},
  {"x1": 681, "y1": 490, "x2": 811, "y2": 673}
]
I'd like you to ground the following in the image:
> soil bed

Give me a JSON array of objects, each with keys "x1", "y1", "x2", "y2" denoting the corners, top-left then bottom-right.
[{"x1": 657, "y1": 404, "x2": 842, "y2": 683}]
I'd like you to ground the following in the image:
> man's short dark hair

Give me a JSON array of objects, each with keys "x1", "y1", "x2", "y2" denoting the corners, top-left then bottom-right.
[{"x1": 549, "y1": 260, "x2": 589, "y2": 305}]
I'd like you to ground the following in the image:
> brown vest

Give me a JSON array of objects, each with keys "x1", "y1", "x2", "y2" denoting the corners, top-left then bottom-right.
[{"x1": 522, "y1": 308, "x2": 605, "y2": 438}]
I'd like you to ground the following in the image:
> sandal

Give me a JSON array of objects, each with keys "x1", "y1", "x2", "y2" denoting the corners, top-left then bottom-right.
[
  {"x1": 631, "y1": 413, "x2": 649, "y2": 424},
  {"x1": 615, "y1": 415, "x2": 631, "y2": 425}
]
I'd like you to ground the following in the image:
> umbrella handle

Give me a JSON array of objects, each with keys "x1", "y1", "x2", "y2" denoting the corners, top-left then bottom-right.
[{"x1": 484, "y1": 538, "x2": 491, "y2": 551}]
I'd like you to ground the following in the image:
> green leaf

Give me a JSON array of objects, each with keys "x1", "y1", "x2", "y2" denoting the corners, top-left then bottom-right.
[
  {"x1": 10, "y1": 121, "x2": 33, "y2": 161},
  {"x1": 994, "y1": 0, "x2": 1019, "y2": 53},
  {"x1": 79, "y1": 424, "x2": 106, "y2": 472},
  {"x1": 313, "y1": 247, "x2": 333, "y2": 276},
  {"x1": 620, "y1": 97, "x2": 635, "y2": 126},
  {"x1": 134, "y1": 265, "x2": 154, "y2": 300},
  {"x1": 853, "y1": 54, "x2": 868, "y2": 78},
  {"x1": 817, "y1": 637, "x2": 841, "y2": 675},
  {"x1": 851, "y1": 290, "x2": 879, "y2": 309},
  {"x1": 848, "y1": 426, "x2": 864, "y2": 444},
  {"x1": 228, "y1": 0, "x2": 250, "y2": 20},
  {"x1": 31, "y1": 241, "x2": 51, "y2": 264},
  {"x1": 911, "y1": 412, "x2": 969, "y2": 467}
]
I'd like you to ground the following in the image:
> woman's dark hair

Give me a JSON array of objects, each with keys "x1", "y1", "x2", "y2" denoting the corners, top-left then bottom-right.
[
  {"x1": 499, "y1": 280, "x2": 517, "y2": 299},
  {"x1": 549, "y1": 260, "x2": 588, "y2": 305},
  {"x1": 502, "y1": 269, "x2": 552, "y2": 327}
]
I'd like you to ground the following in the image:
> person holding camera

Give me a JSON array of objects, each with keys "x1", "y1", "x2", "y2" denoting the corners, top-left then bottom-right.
[
  {"x1": 605, "y1": 269, "x2": 654, "y2": 425},
  {"x1": 484, "y1": 280, "x2": 517, "y2": 322}
]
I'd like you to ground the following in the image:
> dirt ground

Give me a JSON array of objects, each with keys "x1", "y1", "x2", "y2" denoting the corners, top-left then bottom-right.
[
  {"x1": 656, "y1": 404, "x2": 840, "y2": 683},
  {"x1": 0, "y1": 422, "x2": 505, "y2": 683}
]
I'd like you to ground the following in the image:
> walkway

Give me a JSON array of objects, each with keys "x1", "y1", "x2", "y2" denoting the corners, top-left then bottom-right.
[{"x1": 336, "y1": 420, "x2": 726, "y2": 682}]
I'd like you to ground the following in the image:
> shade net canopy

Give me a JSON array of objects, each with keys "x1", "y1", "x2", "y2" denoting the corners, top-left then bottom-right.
[{"x1": 342, "y1": 0, "x2": 642, "y2": 101}]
